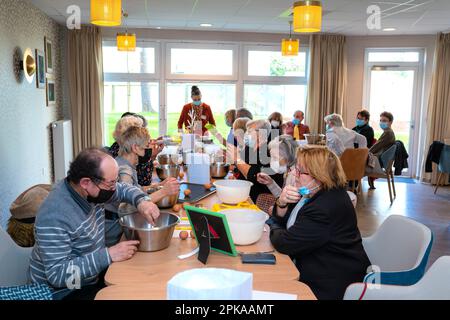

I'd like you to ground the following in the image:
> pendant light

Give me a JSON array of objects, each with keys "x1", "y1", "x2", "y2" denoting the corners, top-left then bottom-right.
[
  {"x1": 293, "y1": 0, "x2": 322, "y2": 33},
  {"x1": 117, "y1": 12, "x2": 136, "y2": 51},
  {"x1": 281, "y1": 21, "x2": 299, "y2": 56},
  {"x1": 91, "y1": 0, "x2": 122, "y2": 26}
]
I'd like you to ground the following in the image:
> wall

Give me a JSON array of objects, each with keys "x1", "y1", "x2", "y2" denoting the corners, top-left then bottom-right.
[{"x1": 0, "y1": 0, "x2": 68, "y2": 227}]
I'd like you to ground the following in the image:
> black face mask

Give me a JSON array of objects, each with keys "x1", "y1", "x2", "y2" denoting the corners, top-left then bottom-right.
[
  {"x1": 87, "y1": 186, "x2": 115, "y2": 204},
  {"x1": 138, "y1": 148, "x2": 153, "y2": 164}
]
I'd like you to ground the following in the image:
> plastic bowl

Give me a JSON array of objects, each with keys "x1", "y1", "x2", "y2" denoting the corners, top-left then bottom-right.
[
  {"x1": 220, "y1": 209, "x2": 268, "y2": 245},
  {"x1": 213, "y1": 180, "x2": 253, "y2": 204}
]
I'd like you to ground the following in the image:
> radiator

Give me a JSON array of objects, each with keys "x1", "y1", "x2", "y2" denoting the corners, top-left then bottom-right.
[{"x1": 52, "y1": 120, "x2": 74, "y2": 182}]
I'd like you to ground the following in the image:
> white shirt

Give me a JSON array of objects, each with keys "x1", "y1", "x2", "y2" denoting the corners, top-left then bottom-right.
[{"x1": 326, "y1": 126, "x2": 367, "y2": 156}]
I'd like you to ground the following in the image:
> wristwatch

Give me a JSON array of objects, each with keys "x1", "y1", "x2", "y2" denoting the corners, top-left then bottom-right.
[
  {"x1": 275, "y1": 197, "x2": 288, "y2": 209},
  {"x1": 137, "y1": 195, "x2": 152, "y2": 206}
]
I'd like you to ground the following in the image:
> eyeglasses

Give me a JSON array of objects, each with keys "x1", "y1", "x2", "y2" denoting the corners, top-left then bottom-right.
[
  {"x1": 91, "y1": 176, "x2": 118, "y2": 190},
  {"x1": 294, "y1": 166, "x2": 310, "y2": 177}
]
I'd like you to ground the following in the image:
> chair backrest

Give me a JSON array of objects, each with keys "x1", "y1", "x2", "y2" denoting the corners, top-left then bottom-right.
[
  {"x1": 362, "y1": 215, "x2": 432, "y2": 272},
  {"x1": 380, "y1": 144, "x2": 397, "y2": 170},
  {"x1": 0, "y1": 226, "x2": 33, "y2": 287},
  {"x1": 344, "y1": 256, "x2": 450, "y2": 300},
  {"x1": 438, "y1": 145, "x2": 450, "y2": 173},
  {"x1": 340, "y1": 148, "x2": 369, "y2": 180}
]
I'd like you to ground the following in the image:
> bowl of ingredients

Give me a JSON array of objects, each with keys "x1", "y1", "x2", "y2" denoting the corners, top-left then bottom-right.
[
  {"x1": 213, "y1": 180, "x2": 253, "y2": 204},
  {"x1": 220, "y1": 209, "x2": 268, "y2": 245}
]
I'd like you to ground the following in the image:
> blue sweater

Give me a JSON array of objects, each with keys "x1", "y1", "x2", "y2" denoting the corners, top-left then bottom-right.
[{"x1": 28, "y1": 179, "x2": 147, "y2": 298}]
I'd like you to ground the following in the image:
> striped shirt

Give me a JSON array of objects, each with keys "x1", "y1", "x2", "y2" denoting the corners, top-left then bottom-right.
[{"x1": 28, "y1": 179, "x2": 147, "y2": 298}]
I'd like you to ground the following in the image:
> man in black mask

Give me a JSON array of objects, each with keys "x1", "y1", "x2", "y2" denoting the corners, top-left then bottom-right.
[{"x1": 29, "y1": 147, "x2": 160, "y2": 300}]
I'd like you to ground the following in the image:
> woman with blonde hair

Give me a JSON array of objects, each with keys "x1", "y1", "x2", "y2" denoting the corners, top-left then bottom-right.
[{"x1": 269, "y1": 145, "x2": 370, "y2": 300}]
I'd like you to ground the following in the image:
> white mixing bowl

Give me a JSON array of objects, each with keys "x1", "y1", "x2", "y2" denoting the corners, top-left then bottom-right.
[
  {"x1": 213, "y1": 180, "x2": 253, "y2": 204},
  {"x1": 221, "y1": 209, "x2": 268, "y2": 245}
]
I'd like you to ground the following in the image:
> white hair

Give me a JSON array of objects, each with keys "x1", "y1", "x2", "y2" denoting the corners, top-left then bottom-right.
[
  {"x1": 246, "y1": 119, "x2": 271, "y2": 133},
  {"x1": 113, "y1": 116, "x2": 144, "y2": 141},
  {"x1": 268, "y1": 135, "x2": 299, "y2": 167},
  {"x1": 324, "y1": 113, "x2": 344, "y2": 127}
]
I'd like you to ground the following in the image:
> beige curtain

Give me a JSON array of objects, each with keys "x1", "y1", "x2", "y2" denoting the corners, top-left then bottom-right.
[
  {"x1": 306, "y1": 34, "x2": 347, "y2": 134},
  {"x1": 67, "y1": 26, "x2": 104, "y2": 155},
  {"x1": 420, "y1": 33, "x2": 450, "y2": 184}
]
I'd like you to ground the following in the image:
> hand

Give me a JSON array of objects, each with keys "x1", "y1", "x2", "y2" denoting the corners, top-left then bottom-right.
[
  {"x1": 137, "y1": 200, "x2": 160, "y2": 225},
  {"x1": 162, "y1": 177, "x2": 180, "y2": 196},
  {"x1": 279, "y1": 185, "x2": 301, "y2": 206},
  {"x1": 108, "y1": 240, "x2": 140, "y2": 262},
  {"x1": 226, "y1": 144, "x2": 238, "y2": 163},
  {"x1": 257, "y1": 172, "x2": 274, "y2": 185},
  {"x1": 149, "y1": 139, "x2": 164, "y2": 160}
]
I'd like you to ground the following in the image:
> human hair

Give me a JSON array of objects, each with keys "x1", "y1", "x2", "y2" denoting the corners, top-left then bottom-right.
[
  {"x1": 296, "y1": 145, "x2": 347, "y2": 191},
  {"x1": 191, "y1": 86, "x2": 201, "y2": 97},
  {"x1": 380, "y1": 111, "x2": 394, "y2": 123},
  {"x1": 225, "y1": 109, "x2": 237, "y2": 124},
  {"x1": 236, "y1": 108, "x2": 253, "y2": 120},
  {"x1": 268, "y1": 112, "x2": 283, "y2": 124},
  {"x1": 113, "y1": 116, "x2": 144, "y2": 141},
  {"x1": 233, "y1": 117, "x2": 251, "y2": 132},
  {"x1": 357, "y1": 109, "x2": 370, "y2": 121},
  {"x1": 293, "y1": 110, "x2": 304, "y2": 117},
  {"x1": 324, "y1": 113, "x2": 344, "y2": 127},
  {"x1": 268, "y1": 135, "x2": 298, "y2": 167},
  {"x1": 246, "y1": 119, "x2": 271, "y2": 134},
  {"x1": 118, "y1": 126, "x2": 150, "y2": 156},
  {"x1": 121, "y1": 112, "x2": 136, "y2": 118},
  {"x1": 67, "y1": 148, "x2": 110, "y2": 184}
]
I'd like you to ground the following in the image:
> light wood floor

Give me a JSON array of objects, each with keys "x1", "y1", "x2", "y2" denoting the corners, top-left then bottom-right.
[{"x1": 355, "y1": 178, "x2": 450, "y2": 268}]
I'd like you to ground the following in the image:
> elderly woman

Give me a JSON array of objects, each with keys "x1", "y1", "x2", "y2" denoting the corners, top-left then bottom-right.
[
  {"x1": 109, "y1": 115, "x2": 163, "y2": 186},
  {"x1": 104, "y1": 126, "x2": 179, "y2": 247},
  {"x1": 268, "y1": 112, "x2": 283, "y2": 142},
  {"x1": 268, "y1": 145, "x2": 370, "y2": 300},
  {"x1": 227, "y1": 119, "x2": 284, "y2": 203},
  {"x1": 324, "y1": 113, "x2": 367, "y2": 157},
  {"x1": 207, "y1": 109, "x2": 237, "y2": 147}
]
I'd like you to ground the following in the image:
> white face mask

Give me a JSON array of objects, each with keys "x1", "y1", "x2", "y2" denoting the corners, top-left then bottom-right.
[
  {"x1": 271, "y1": 120, "x2": 280, "y2": 128},
  {"x1": 270, "y1": 160, "x2": 287, "y2": 174}
]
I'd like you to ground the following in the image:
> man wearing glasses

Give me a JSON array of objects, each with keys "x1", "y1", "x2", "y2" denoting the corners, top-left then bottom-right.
[{"x1": 29, "y1": 148, "x2": 160, "y2": 300}]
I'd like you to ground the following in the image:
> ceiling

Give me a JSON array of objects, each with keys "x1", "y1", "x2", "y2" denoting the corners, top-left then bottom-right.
[{"x1": 27, "y1": 0, "x2": 450, "y2": 35}]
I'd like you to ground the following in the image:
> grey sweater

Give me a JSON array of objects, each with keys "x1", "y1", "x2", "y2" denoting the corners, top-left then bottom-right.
[{"x1": 28, "y1": 179, "x2": 147, "y2": 298}]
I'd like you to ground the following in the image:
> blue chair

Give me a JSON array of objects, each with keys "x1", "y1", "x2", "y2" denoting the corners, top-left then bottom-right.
[
  {"x1": 0, "y1": 284, "x2": 52, "y2": 300},
  {"x1": 434, "y1": 144, "x2": 450, "y2": 194},
  {"x1": 362, "y1": 215, "x2": 433, "y2": 286}
]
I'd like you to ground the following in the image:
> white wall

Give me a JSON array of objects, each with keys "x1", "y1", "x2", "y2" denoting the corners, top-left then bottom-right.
[{"x1": 0, "y1": 0, "x2": 68, "y2": 227}]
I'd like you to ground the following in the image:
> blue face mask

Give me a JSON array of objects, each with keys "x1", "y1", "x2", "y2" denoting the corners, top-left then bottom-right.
[
  {"x1": 292, "y1": 119, "x2": 301, "y2": 126},
  {"x1": 244, "y1": 134, "x2": 255, "y2": 148},
  {"x1": 380, "y1": 122, "x2": 389, "y2": 130},
  {"x1": 356, "y1": 119, "x2": 366, "y2": 127},
  {"x1": 193, "y1": 100, "x2": 202, "y2": 106},
  {"x1": 298, "y1": 180, "x2": 320, "y2": 198},
  {"x1": 326, "y1": 124, "x2": 332, "y2": 132}
]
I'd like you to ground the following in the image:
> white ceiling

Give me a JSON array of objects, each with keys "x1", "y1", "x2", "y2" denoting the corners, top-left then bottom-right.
[{"x1": 27, "y1": 0, "x2": 450, "y2": 35}]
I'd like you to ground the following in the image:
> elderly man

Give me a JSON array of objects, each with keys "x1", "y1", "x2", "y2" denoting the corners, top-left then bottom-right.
[
  {"x1": 283, "y1": 110, "x2": 310, "y2": 140},
  {"x1": 29, "y1": 148, "x2": 160, "y2": 300},
  {"x1": 324, "y1": 113, "x2": 367, "y2": 157}
]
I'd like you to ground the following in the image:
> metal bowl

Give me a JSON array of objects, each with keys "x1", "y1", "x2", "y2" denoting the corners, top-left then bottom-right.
[
  {"x1": 155, "y1": 193, "x2": 179, "y2": 209},
  {"x1": 210, "y1": 162, "x2": 230, "y2": 178},
  {"x1": 157, "y1": 154, "x2": 179, "y2": 165},
  {"x1": 304, "y1": 134, "x2": 326, "y2": 145},
  {"x1": 156, "y1": 164, "x2": 180, "y2": 180},
  {"x1": 120, "y1": 212, "x2": 180, "y2": 252}
]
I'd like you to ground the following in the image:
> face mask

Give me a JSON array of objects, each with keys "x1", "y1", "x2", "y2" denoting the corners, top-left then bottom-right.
[
  {"x1": 138, "y1": 148, "x2": 152, "y2": 164},
  {"x1": 226, "y1": 120, "x2": 233, "y2": 128},
  {"x1": 193, "y1": 100, "x2": 202, "y2": 106},
  {"x1": 356, "y1": 119, "x2": 366, "y2": 127},
  {"x1": 292, "y1": 119, "x2": 301, "y2": 126},
  {"x1": 87, "y1": 184, "x2": 115, "y2": 204},
  {"x1": 380, "y1": 122, "x2": 389, "y2": 130},
  {"x1": 270, "y1": 160, "x2": 287, "y2": 174},
  {"x1": 298, "y1": 179, "x2": 320, "y2": 198},
  {"x1": 326, "y1": 124, "x2": 332, "y2": 132},
  {"x1": 271, "y1": 120, "x2": 280, "y2": 128},
  {"x1": 244, "y1": 134, "x2": 255, "y2": 148}
]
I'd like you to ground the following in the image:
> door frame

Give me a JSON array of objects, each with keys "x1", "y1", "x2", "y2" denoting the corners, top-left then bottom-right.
[{"x1": 363, "y1": 48, "x2": 425, "y2": 177}]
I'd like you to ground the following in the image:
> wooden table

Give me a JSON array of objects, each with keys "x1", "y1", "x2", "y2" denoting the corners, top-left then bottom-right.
[{"x1": 97, "y1": 192, "x2": 316, "y2": 300}]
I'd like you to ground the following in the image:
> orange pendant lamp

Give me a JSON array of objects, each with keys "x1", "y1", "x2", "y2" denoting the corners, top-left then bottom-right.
[
  {"x1": 117, "y1": 32, "x2": 136, "y2": 51},
  {"x1": 293, "y1": 0, "x2": 322, "y2": 33},
  {"x1": 281, "y1": 21, "x2": 299, "y2": 56},
  {"x1": 91, "y1": 0, "x2": 122, "y2": 27}
]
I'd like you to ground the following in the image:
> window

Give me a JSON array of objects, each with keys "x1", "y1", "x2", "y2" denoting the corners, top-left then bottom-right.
[
  {"x1": 368, "y1": 51, "x2": 420, "y2": 63},
  {"x1": 248, "y1": 51, "x2": 307, "y2": 77},
  {"x1": 170, "y1": 48, "x2": 233, "y2": 76},
  {"x1": 103, "y1": 46, "x2": 155, "y2": 74}
]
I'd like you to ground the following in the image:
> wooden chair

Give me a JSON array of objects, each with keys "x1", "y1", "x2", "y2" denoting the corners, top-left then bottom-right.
[
  {"x1": 340, "y1": 148, "x2": 369, "y2": 194},
  {"x1": 368, "y1": 144, "x2": 397, "y2": 203}
]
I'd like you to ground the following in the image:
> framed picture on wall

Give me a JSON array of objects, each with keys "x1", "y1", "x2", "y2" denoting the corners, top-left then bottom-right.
[
  {"x1": 46, "y1": 76, "x2": 56, "y2": 107},
  {"x1": 35, "y1": 49, "x2": 45, "y2": 89},
  {"x1": 44, "y1": 37, "x2": 53, "y2": 74}
]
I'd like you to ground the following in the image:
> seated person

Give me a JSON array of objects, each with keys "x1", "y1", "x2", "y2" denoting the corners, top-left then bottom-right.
[
  {"x1": 104, "y1": 127, "x2": 180, "y2": 247},
  {"x1": 29, "y1": 148, "x2": 160, "y2": 300},
  {"x1": 366, "y1": 111, "x2": 396, "y2": 189},
  {"x1": 226, "y1": 120, "x2": 284, "y2": 203},
  {"x1": 268, "y1": 145, "x2": 371, "y2": 300},
  {"x1": 7, "y1": 184, "x2": 52, "y2": 247},
  {"x1": 283, "y1": 110, "x2": 310, "y2": 140},
  {"x1": 256, "y1": 135, "x2": 299, "y2": 198},
  {"x1": 236, "y1": 107, "x2": 253, "y2": 120},
  {"x1": 352, "y1": 109, "x2": 375, "y2": 148},
  {"x1": 324, "y1": 113, "x2": 367, "y2": 156},
  {"x1": 268, "y1": 112, "x2": 284, "y2": 142}
]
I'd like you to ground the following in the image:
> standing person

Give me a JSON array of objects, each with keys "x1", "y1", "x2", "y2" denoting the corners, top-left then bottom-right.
[
  {"x1": 268, "y1": 146, "x2": 370, "y2": 300},
  {"x1": 29, "y1": 148, "x2": 160, "y2": 300},
  {"x1": 177, "y1": 86, "x2": 216, "y2": 135},
  {"x1": 268, "y1": 112, "x2": 283, "y2": 142},
  {"x1": 283, "y1": 110, "x2": 310, "y2": 141},
  {"x1": 352, "y1": 109, "x2": 375, "y2": 148}
]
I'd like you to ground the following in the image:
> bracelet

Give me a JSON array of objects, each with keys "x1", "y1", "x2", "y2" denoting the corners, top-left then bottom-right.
[{"x1": 276, "y1": 197, "x2": 288, "y2": 209}]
